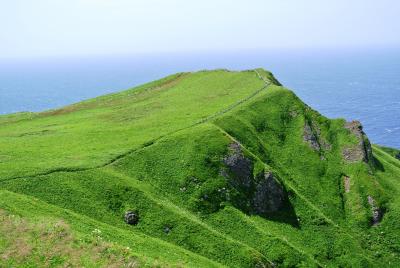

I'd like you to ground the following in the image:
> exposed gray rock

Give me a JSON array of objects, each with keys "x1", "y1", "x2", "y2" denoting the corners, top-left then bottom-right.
[
  {"x1": 124, "y1": 211, "x2": 139, "y2": 225},
  {"x1": 252, "y1": 171, "x2": 285, "y2": 214},
  {"x1": 304, "y1": 123, "x2": 320, "y2": 151},
  {"x1": 303, "y1": 121, "x2": 331, "y2": 152},
  {"x1": 367, "y1": 196, "x2": 383, "y2": 226},
  {"x1": 343, "y1": 121, "x2": 373, "y2": 164},
  {"x1": 222, "y1": 142, "x2": 288, "y2": 218},
  {"x1": 223, "y1": 142, "x2": 253, "y2": 190},
  {"x1": 342, "y1": 147, "x2": 365, "y2": 163},
  {"x1": 163, "y1": 226, "x2": 172, "y2": 234}
]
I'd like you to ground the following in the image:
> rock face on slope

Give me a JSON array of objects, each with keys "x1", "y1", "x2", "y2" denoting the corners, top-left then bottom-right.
[
  {"x1": 303, "y1": 121, "x2": 331, "y2": 154},
  {"x1": 303, "y1": 123, "x2": 320, "y2": 151},
  {"x1": 223, "y1": 143, "x2": 253, "y2": 191},
  {"x1": 223, "y1": 142, "x2": 286, "y2": 216},
  {"x1": 367, "y1": 196, "x2": 383, "y2": 226},
  {"x1": 124, "y1": 211, "x2": 139, "y2": 225},
  {"x1": 343, "y1": 121, "x2": 373, "y2": 164},
  {"x1": 253, "y1": 171, "x2": 285, "y2": 214}
]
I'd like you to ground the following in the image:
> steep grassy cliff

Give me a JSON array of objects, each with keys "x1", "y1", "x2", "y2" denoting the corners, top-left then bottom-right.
[{"x1": 0, "y1": 69, "x2": 399, "y2": 267}]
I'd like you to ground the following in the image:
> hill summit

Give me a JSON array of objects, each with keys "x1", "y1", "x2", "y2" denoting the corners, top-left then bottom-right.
[{"x1": 0, "y1": 69, "x2": 399, "y2": 267}]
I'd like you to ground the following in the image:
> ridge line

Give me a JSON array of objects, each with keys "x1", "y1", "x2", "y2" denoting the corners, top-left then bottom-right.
[{"x1": 1, "y1": 70, "x2": 271, "y2": 183}]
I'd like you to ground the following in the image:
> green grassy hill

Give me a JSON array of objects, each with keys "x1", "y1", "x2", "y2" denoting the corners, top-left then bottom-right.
[{"x1": 1, "y1": 69, "x2": 399, "y2": 267}]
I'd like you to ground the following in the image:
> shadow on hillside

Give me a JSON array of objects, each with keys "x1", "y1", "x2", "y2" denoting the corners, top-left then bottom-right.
[
  {"x1": 256, "y1": 190, "x2": 300, "y2": 229},
  {"x1": 373, "y1": 155, "x2": 385, "y2": 171}
]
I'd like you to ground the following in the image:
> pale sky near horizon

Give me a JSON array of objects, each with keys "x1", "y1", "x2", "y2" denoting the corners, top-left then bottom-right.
[{"x1": 1, "y1": 0, "x2": 400, "y2": 59}]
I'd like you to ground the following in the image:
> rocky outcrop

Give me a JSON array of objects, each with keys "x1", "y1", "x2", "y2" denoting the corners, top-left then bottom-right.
[
  {"x1": 303, "y1": 123, "x2": 320, "y2": 151},
  {"x1": 124, "y1": 211, "x2": 139, "y2": 225},
  {"x1": 223, "y1": 142, "x2": 285, "y2": 216},
  {"x1": 163, "y1": 225, "x2": 172, "y2": 234},
  {"x1": 253, "y1": 171, "x2": 285, "y2": 214},
  {"x1": 367, "y1": 196, "x2": 383, "y2": 226},
  {"x1": 303, "y1": 121, "x2": 331, "y2": 158},
  {"x1": 343, "y1": 121, "x2": 373, "y2": 164},
  {"x1": 223, "y1": 142, "x2": 253, "y2": 191}
]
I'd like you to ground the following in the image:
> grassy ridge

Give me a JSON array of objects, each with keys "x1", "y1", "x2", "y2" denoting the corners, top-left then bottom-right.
[
  {"x1": 0, "y1": 70, "x2": 265, "y2": 180},
  {"x1": 0, "y1": 69, "x2": 399, "y2": 267}
]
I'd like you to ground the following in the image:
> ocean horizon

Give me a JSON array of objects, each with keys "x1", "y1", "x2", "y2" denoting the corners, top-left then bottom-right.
[{"x1": 1, "y1": 49, "x2": 399, "y2": 148}]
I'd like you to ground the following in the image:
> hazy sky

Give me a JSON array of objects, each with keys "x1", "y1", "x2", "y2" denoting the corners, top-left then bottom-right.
[{"x1": 1, "y1": 0, "x2": 400, "y2": 59}]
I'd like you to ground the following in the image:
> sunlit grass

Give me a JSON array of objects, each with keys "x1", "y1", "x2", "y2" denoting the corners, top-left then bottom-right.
[{"x1": 0, "y1": 69, "x2": 399, "y2": 267}]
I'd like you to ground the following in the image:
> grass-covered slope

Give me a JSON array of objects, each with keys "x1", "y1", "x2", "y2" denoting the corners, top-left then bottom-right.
[
  {"x1": 0, "y1": 70, "x2": 265, "y2": 179},
  {"x1": 0, "y1": 69, "x2": 399, "y2": 267}
]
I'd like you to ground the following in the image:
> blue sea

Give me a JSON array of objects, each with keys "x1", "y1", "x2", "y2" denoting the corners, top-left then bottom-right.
[{"x1": 1, "y1": 49, "x2": 399, "y2": 148}]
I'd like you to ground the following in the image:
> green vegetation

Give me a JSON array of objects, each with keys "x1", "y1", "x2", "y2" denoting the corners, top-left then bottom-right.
[
  {"x1": 0, "y1": 69, "x2": 399, "y2": 267},
  {"x1": 376, "y1": 145, "x2": 400, "y2": 160}
]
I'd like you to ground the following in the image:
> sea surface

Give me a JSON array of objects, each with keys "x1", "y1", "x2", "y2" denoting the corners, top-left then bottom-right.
[{"x1": 1, "y1": 49, "x2": 399, "y2": 148}]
